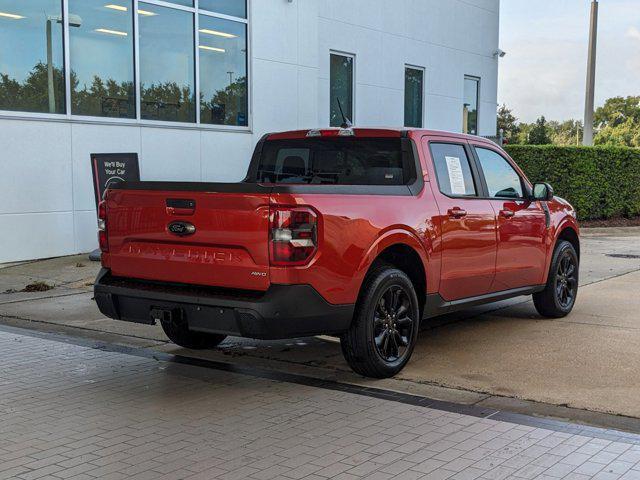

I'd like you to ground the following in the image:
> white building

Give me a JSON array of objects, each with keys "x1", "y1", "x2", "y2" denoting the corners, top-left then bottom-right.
[{"x1": 0, "y1": 0, "x2": 500, "y2": 263}]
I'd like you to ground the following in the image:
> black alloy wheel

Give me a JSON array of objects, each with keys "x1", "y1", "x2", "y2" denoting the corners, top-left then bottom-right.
[
  {"x1": 373, "y1": 285, "x2": 415, "y2": 364},
  {"x1": 341, "y1": 264, "x2": 420, "y2": 378},
  {"x1": 555, "y1": 250, "x2": 578, "y2": 309},
  {"x1": 533, "y1": 240, "x2": 579, "y2": 318}
]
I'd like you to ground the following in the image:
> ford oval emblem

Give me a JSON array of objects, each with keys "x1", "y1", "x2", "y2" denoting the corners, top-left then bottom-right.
[{"x1": 168, "y1": 221, "x2": 196, "y2": 237}]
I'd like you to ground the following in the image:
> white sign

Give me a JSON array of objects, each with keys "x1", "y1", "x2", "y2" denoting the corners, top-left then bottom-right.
[{"x1": 445, "y1": 156, "x2": 466, "y2": 195}]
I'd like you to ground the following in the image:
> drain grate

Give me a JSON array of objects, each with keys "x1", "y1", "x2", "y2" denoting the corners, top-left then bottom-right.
[{"x1": 606, "y1": 253, "x2": 640, "y2": 259}]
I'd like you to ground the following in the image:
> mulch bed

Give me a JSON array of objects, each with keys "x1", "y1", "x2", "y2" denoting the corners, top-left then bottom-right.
[{"x1": 580, "y1": 217, "x2": 640, "y2": 228}]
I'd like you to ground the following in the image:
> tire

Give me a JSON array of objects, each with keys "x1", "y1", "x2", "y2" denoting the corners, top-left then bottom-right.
[
  {"x1": 533, "y1": 240, "x2": 579, "y2": 318},
  {"x1": 160, "y1": 318, "x2": 226, "y2": 350},
  {"x1": 341, "y1": 264, "x2": 420, "y2": 378}
]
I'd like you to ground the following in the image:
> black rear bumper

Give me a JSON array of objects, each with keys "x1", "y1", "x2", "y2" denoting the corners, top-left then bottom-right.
[{"x1": 93, "y1": 269, "x2": 354, "y2": 340}]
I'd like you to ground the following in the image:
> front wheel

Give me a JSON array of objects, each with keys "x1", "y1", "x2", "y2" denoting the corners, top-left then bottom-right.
[
  {"x1": 341, "y1": 265, "x2": 420, "y2": 378},
  {"x1": 533, "y1": 240, "x2": 579, "y2": 318}
]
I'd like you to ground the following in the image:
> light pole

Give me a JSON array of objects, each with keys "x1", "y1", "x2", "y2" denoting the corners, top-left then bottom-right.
[
  {"x1": 46, "y1": 14, "x2": 82, "y2": 113},
  {"x1": 583, "y1": 0, "x2": 598, "y2": 146}
]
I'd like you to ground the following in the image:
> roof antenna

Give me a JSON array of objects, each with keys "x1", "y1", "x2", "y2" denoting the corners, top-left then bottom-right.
[{"x1": 336, "y1": 97, "x2": 352, "y2": 129}]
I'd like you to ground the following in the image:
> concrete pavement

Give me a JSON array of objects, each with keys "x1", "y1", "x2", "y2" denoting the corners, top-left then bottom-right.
[{"x1": 1, "y1": 228, "x2": 640, "y2": 424}]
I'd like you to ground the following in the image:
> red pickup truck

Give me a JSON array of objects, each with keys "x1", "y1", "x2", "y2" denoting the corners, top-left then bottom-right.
[{"x1": 94, "y1": 128, "x2": 579, "y2": 378}]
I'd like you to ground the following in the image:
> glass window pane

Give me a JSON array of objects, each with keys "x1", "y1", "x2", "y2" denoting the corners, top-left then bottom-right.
[
  {"x1": 463, "y1": 76, "x2": 479, "y2": 135},
  {"x1": 330, "y1": 54, "x2": 353, "y2": 127},
  {"x1": 430, "y1": 143, "x2": 477, "y2": 196},
  {"x1": 163, "y1": 0, "x2": 193, "y2": 7},
  {"x1": 199, "y1": 16, "x2": 247, "y2": 126},
  {"x1": 69, "y1": 0, "x2": 135, "y2": 118},
  {"x1": 139, "y1": 3, "x2": 195, "y2": 123},
  {"x1": 0, "y1": 0, "x2": 65, "y2": 114},
  {"x1": 257, "y1": 138, "x2": 407, "y2": 186},
  {"x1": 199, "y1": 0, "x2": 246, "y2": 18},
  {"x1": 475, "y1": 147, "x2": 523, "y2": 198},
  {"x1": 404, "y1": 67, "x2": 424, "y2": 128}
]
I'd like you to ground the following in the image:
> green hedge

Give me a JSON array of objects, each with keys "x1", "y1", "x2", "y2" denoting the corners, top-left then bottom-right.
[{"x1": 505, "y1": 145, "x2": 640, "y2": 221}]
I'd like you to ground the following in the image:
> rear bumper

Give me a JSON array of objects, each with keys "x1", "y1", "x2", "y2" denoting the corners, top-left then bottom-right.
[{"x1": 93, "y1": 269, "x2": 354, "y2": 340}]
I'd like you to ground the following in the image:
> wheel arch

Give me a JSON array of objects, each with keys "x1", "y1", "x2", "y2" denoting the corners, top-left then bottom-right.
[
  {"x1": 356, "y1": 234, "x2": 428, "y2": 315},
  {"x1": 556, "y1": 225, "x2": 580, "y2": 259}
]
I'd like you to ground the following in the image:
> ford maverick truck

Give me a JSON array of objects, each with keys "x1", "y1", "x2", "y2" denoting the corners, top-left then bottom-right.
[{"x1": 94, "y1": 128, "x2": 580, "y2": 378}]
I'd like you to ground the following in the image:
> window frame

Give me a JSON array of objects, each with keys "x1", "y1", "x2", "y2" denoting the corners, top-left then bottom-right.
[
  {"x1": 463, "y1": 75, "x2": 480, "y2": 135},
  {"x1": 0, "y1": 0, "x2": 251, "y2": 132},
  {"x1": 329, "y1": 50, "x2": 356, "y2": 127},
  {"x1": 404, "y1": 64, "x2": 425, "y2": 129},
  {"x1": 469, "y1": 143, "x2": 531, "y2": 201},
  {"x1": 426, "y1": 140, "x2": 482, "y2": 200}
]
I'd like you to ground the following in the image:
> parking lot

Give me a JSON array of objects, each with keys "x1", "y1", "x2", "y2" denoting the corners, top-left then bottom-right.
[{"x1": 1, "y1": 227, "x2": 640, "y2": 428}]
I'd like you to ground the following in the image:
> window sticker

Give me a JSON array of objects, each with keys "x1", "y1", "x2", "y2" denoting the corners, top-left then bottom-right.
[{"x1": 445, "y1": 156, "x2": 466, "y2": 195}]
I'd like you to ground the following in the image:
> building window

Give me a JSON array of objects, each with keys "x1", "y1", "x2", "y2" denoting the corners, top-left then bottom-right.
[
  {"x1": 463, "y1": 76, "x2": 480, "y2": 135},
  {"x1": 330, "y1": 53, "x2": 354, "y2": 127},
  {"x1": 69, "y1": 0, "x2": 135, "y2": 118},
  {"x1": 199, "y1": 15, "x2": 248, "y2": 126},
  {"x1": 200, "y1": 0, "x2": 246, "y2": 18},
  {"x1": 164, "y1": 0, "x2": 194, "y2": 7},
  {"x1": 404, "y1": 66, "x2": 424, "y2": 128},
  {"x1": 0, "y1": 0, "x2": 249, "y2": 128},
  {"x1": 139, "y1": 2, "x2": 195, "y2": 123},
  {"x1": 0, "y1": 0, "x2": 66, "y2": 114}
]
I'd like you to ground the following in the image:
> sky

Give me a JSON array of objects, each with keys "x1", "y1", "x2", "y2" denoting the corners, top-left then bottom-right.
[{"x1": 498, "y1": 0, "x2": 640, "y2": 123}]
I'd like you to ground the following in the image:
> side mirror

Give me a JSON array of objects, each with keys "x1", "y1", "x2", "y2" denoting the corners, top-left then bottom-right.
[{"x1": 532, "y1": 182, "x2": 554, "y2": 201}]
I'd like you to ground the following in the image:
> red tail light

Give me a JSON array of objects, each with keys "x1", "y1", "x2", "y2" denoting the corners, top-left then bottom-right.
[
  {"x1": 98, "y1": 200, "x2": 109, "y2": 253},
  {"x1": 269, "y1": 206, "x2": 318, "y2": 266}
]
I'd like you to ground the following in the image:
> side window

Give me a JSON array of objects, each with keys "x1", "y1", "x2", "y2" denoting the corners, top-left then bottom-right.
[
  {"x1": 475, "y1": 148, "x2": 523, "y2": 199},
  {"x1": 429, "y1": 143, "x2": 477, "y2": 196}
]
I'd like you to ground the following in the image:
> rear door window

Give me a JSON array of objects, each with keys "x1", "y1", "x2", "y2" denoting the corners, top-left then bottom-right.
[
  {"x1": 256, "y1": 138, "x2": 414, "y2": 185},
  {"x1": 429, "y1": 143, "x2": 477, "y2": 196}
]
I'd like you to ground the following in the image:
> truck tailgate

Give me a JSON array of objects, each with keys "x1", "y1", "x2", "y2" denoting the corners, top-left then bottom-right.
[{"x1": 105, "y1": 184, "x2": 271, "y2": 291}]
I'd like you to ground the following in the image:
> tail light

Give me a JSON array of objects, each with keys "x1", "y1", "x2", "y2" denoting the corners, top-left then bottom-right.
[
  {"x1": 269, "y1": 206, "x2": 318, "y2": 266},
  {"x1": 98, "y1": 200, "x2": 109, "y2": 253}
]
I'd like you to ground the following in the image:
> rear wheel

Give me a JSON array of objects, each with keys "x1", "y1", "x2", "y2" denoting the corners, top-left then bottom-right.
[
  {"x1": 533, "y1": 240, "x2": 579, "y2": 318},
  {"x1": 160, "y1": 318, "x2": 226, "y2": 350},
  {"x1": 341, "y1": 265, "x2": 420, "y2": 378}
]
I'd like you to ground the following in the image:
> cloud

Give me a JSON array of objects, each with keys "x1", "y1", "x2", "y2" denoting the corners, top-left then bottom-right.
[
  {"x1": 500, "y1": 2, "x2": 640, "y2": 123},
  {"x1": 627, "y1": 26, "x2": 640, "y2": 42}
]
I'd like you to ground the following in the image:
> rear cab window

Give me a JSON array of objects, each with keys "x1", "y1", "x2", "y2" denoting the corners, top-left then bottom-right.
[
  {"x1": 429, "y1": 143, "x2": 477, "y2": 197},
  {"x1": 256, "y1": 137, "x2": 416, "y2": 186}
]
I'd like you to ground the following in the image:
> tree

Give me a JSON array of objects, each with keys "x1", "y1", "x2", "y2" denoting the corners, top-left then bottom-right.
[
  {"x1": 548, "y1": 119, "x2": 583, "y2": 146},
  {"x1": 593, "y1": 96, "x2": 640, "y2": 147},
  {"x1": 202, "y1": 76, "x2": 248, "y2": 126},
  {"x1": 0, "y1": 62, "x2": 65, "y2": 113},
  {"x1": 594, "y1": 96, "x2": 640, "y2": 129},
  {"x1": 496, "y1": 104, "x2": 520, "y2": 143},
  {"x1": 528, "y1": 116, "x2": 552, "y2": 145},
  {"x1": 594, "y1": 118, "x2": 640, "y2": 147}
]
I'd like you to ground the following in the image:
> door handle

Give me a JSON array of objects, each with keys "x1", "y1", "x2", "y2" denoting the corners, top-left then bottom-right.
[
  {"x1": 166, "y1": 199, "x2": 196, "y2": 216},
  {"x1": 448, "y1": 207, "x2": 467, "y2": 219},
  {"x1": 500, "y1": 209, "x2": 515, "y2": 219}
]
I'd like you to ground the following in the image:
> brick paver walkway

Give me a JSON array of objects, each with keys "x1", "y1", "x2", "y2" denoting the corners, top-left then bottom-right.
[{"x1": 2, "y1": 329, "x2": 640, "y2": 480}]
